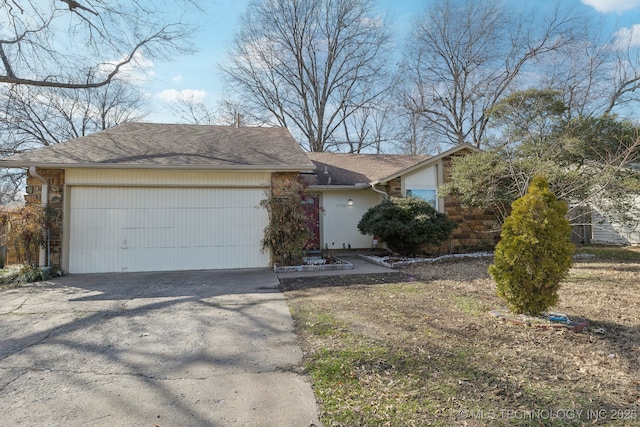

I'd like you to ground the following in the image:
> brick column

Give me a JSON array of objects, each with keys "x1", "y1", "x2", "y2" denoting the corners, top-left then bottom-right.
[
  {"x1": 386, "y1": 177, "x2": 402, "y2": 197},
  {"x1": 25, "y1": 168, "x2": 65, "y2": 268}
]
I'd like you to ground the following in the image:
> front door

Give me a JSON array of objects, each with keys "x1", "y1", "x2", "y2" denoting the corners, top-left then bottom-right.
[{"x1": 301, "y1": 194, "x2": 320, "y2": 249}]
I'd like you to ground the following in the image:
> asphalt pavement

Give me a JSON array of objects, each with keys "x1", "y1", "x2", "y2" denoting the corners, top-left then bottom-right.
[{"x1": 0, "y1": 268, "x2": 321, "y2": 426}]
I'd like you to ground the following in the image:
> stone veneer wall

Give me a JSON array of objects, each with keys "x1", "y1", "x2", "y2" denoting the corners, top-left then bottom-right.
[
  {"x1": 24, "y1": 168, "x2": 65, "y2": 268},
  {"x1": 271, "y1": 172, "x2": 300, "y2": 197},
  {"x1": 440, "y1": 154, "x2": 499, "y2": 253},
  {"x1": 386, "y1": 178, "x2": 402, "y2": 197}
]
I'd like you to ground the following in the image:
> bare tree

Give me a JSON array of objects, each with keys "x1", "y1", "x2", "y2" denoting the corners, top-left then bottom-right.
[
  {"x1": 540, "y1": 18, "x2": 640, "y2": 119},
  {"x1": 0, "y1": 169, "x2": 24, "y2": 204},
  {"x1": 220, "y1": 0, "x2": 393, "y2": 152},
  {"x1": 332, "y1": 98, "x2": 397, "y2": 153},
  {"x1": 0, "y1": 77, "x2": 147, "y2": 201},
  {"x1": 167, "y1": 94, "x2": 273, "y2": 127},
  {"x1": 0, "y1": 0, "x2": 198, "y2": 89},
  {"x1": 402, "y1": 0, "x2": 576, "y2": 149},
  {"x1": 1, "y1": 79, "x2": 147, "y2": 153},
  {"x1": 215, "y1": 98, "x2": 274, "y2": 127},
  {"x1": 166, "y1": 91, "x2": 217, "y2": 125},
  {"x1": 393, "y1": 109, "x2": 444, "y2": 155}
]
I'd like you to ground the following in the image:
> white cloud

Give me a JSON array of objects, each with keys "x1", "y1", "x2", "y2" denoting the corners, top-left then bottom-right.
[
  {"x1": 613, "y1": 24, "x2": 640, "y2": 49},
  {"x1": 360, "y1": 16, "x2": 383, "y2": 28},
  {"x1": 155, "y1": 89, "x2": 207, "y2": 103},
  {"x1": 172, "y1": 74, "x2": 183, "y2": 83},
  {"x1": 581, "y1": 0, "x2": 640, "y2": 13}
]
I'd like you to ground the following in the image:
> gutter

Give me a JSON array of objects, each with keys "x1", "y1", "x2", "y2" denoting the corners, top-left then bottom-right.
[
  {"x1": 28, "y1": 166, "x2": 48, "y2": 267},
  {"x1": 0, "y1": 161, "x2": 315, "y2": 173},
  {"x1": 369, "y1": 181, "x2": 389, "y2": 199},
  {"x1": 307, "y1": 183, "x2": 369, "y2": 190}
]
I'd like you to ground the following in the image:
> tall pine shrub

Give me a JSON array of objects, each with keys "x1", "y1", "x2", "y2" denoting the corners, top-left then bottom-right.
[{"x1": 489, "y1": 175, "x2": 574, "y2": 315}]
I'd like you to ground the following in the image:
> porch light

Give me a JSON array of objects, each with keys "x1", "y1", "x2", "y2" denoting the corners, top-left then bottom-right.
[{"x1": 347, "y1": 198, "x2": 354, "y2": 206}]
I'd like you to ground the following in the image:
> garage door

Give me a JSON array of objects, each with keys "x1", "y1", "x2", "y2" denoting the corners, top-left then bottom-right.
[{"x1": 68, "y1": 186, "x2": 269, "y2": 273}]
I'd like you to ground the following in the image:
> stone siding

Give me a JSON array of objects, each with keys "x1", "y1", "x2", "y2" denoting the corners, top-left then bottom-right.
[
  {"x1": 441, "y1": 197, "x2": 499, "y2": 253},
  {"x1": 24, "y1": 168, "x2": 65, "y2": 268},
  {"x1": 440, "y1": 153, "x2": 499, "y2": 253},
  {"x1": 386, "y1": 178, "x2": 402, "y2": 197},
  {"x1": 271, "y1": 172, "x2": 300, "y2": 197}
]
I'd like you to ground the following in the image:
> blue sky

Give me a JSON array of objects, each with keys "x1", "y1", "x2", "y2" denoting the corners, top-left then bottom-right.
[{"x1": 140, "y1": 0, "x2": 640, "y2": 123}]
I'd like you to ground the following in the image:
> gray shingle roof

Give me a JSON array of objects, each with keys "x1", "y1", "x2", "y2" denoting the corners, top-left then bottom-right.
[
  {"x1": 0, "y1": 123, "x2": 314, "y2": 170},
  {"x1": 305, "y1": 152, "x2": 430, "y2": 186}
]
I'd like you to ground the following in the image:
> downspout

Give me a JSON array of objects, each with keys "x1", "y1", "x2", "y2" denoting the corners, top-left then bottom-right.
[
  {"x1": 29, "y1": 166, "x2": 48, "y2": 267},
  {"x1": 369, "y1": 182, "x2": 389, "y2": 199}
]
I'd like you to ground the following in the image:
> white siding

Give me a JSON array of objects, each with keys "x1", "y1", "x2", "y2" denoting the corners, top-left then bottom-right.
[
  {"x1": 67, "y1": 185, "x2": 269, "y2": 273},
  {"x1": 401, "y1": 163, "x2": 445, "y2": 212},
  {"x1": 591, "y1": 207, "x2": 640, "y2": 245},
  {"x1": 402, "y1": 164, "x2": 439, "y2": 188},
  {"x1": 320, "y1": 190, "x2": 383, "y2": 249},
  {"x1": 65, "y1": 169, "x2": 270, "y2": 187}
]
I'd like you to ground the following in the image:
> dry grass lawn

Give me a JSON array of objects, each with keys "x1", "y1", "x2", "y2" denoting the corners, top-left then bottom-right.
[{"x1": 282, "y1": 251, "x2": 640, "y2": 426}]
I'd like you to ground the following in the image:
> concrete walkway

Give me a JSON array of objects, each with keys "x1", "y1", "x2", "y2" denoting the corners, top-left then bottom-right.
[{"x1": 0, "y1": 269, "x2": 321, "y2": 427}]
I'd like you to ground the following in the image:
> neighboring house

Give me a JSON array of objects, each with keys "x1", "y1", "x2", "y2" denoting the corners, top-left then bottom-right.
[
  {"x1": 590, "y1": 204, "x2": 640, "y2": 246},
  {"x1": 590, "y1": 162, "x2": 640, "y2": 245},
  {"x1": 303, "y1": 144, "x2": 498, "y2": 253},
  {"x1": 0, "y1": 123, "x2": 498, "y2": 274},
  {"x1": 572, "y1": 163, "x2": 640, "y2": 246},
  {"x1": 0, "y1": 123, "x2": 314, "y2": 273}
]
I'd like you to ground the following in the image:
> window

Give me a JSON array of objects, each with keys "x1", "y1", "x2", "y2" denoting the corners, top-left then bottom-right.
[{"x1": 406, "y1": 188, "x2": 437, "y2": 208}]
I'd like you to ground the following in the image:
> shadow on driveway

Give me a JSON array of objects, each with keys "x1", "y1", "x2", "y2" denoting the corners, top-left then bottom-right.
[{"x1": 0, "y1": 268, "x2": 320, "y2": 427}]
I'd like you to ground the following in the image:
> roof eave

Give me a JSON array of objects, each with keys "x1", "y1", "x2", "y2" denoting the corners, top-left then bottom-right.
[
  {"x1": 308, "y1": 183, "x2": 370, "y2": 190},
  {"x1": 376, "y1": 143, "x2": 478, "y2": 184},
  {"x1": 0, "y1": 161, "x2": 315, "y2": 173}
]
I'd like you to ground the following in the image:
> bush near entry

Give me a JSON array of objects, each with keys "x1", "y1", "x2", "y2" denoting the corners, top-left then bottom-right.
[
  {"x1": 260, "y1": 178, "x2": 312, "y2": 266},
  {"x1": 357, "y1": 197, "x2": 457, "y2": 257},
  {"x1": 489, "y1": 175, "x2": 575, "y2": 315}
]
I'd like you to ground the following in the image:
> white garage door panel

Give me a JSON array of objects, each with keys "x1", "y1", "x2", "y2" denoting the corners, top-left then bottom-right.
[{"x1": 69, "y1": 187, "x2": 269, "y2": 273}]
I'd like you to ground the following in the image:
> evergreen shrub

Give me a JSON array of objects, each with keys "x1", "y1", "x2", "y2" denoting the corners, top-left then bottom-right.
[
  {"x1": 489, "y1": 175, "x2": 575, "y2": 315},
  {"x1": 357, "y1": 197, "x2": 456, "y2": 256}
]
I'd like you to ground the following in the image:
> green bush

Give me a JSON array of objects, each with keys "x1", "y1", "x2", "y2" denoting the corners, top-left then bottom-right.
[
  {"x1": 357, "y1": 197, "x2": 457, "y2": 256},
  {"x1": 489, "y1": 175, "x2": 575, "y2": 315}
]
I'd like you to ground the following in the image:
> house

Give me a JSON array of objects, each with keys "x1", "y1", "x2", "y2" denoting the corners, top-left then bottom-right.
[
  {"x1": 590, "y1": 203, "x2": 640, "y2": 245},
  {"x1": 303, "y1": 145, "x2": 498, "y2": 253},
  {"x1": 0, "y1": 123, "x2": 314, "y2": 273},
  {"x1": 0, "y1": 123, "x2": 498, "y2": 273}
]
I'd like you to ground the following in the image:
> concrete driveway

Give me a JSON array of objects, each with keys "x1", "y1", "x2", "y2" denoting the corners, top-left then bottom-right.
[{"x1": 0, "y1": 269, "x2": 321, "y2": 426}]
